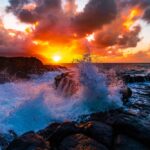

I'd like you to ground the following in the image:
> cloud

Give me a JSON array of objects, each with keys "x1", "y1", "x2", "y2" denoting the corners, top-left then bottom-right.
[
  {"x1": 0, "y1": 20, "x2": 31, "y2": 56},
  {"x1": 7, "y1": 0, "x2": 117, "y2": 43},
  {"x1": 143, "y1": 7, "x2": 150, "y2": 23},
  {"x1": 72, "y1": 0, "x2": 117, "y2": 36},
  {"x1": 125, "y1": 50, "x2": 150, "y2": 62},
  {"x1": 93, "y1": 17, "x2": 141, "y2": 49},
  {"x1": 117, "y1": 25, "x2": 141, "y2": 48},
  {"x1": 64, "y1": 0, "x2": 77, "y2": 15},
  {"x1": 119, "y1": 0, "x2": 150, "y2": 9},
  {"x1": 1, "y1": 0, "x2": 149, "y2": 62},
  {"x1": 18, "y1": 9, "x2": 38, "y2": 23}
]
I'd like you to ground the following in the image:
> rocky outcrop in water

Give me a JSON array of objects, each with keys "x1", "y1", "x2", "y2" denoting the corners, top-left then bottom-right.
[
  {"x1": 0, "y1": 57, "x2": 65, "y2": 83},
  {"x1": 122, "y1": 74, "x2": 150, "y2": 83},
  {"x1": 54, "y1": 72, "x2": 79, "y2": 97},
  {"x1": 120, "y1": 87, "x2": 132, "y2": 104},
  {"x1": 3, "y1": 107, "x2": 150, "y2": 150}
]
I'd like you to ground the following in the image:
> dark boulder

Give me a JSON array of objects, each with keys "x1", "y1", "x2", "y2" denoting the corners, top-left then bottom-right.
[
  {"x1": 54, "y1": 72, "x2": 78, "y2": 97},
  {"x1": 38, "y1": 122, "x2": 61, "y2": 139},
  {"x1": 0, "y1": 57, "x2": 44, "y2": 78},
  {"x1": 114, "y1": 134, "x2": 149, "y2": 150},
  {"x1": 59, "y1": 134, "x2": 108, "y2": 150},
  {"x1": 112, "y1": 114, "x2": 150, "y2": 146},
  {"x1": 45, "y1": 122, "x2": 81, "y2": 146},
  {"x1": 6, "y1": 132, "x2": 50, "y2": 150},
  {"x1": 79, "y1": 121, "x2": 113, "y2": 148},
  {"x1": 0, "y1": 57, "x2": 62, "y2": 83},
  {"x1": 122, "y1": 75, "x2": 150, "y2": 83},
  {"x1": 120, "y1": 87, "x2": 132, "y2": 104}
]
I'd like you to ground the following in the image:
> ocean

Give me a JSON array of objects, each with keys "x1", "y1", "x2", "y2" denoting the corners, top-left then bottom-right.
[{"x1": 0, "y1": 63, "x2": 149, "y2": 135}]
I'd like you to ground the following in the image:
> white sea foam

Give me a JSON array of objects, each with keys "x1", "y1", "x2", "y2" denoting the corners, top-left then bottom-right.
[{"x1": 0, "y1": 61, "x2": 122, "y2": 135}]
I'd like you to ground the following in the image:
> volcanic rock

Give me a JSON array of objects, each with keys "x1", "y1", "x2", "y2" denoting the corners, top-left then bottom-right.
[
  {"x1": 54, "y1": 72, "x2": 78, "y2": 96},
  {"x1": 59, "y1": 134, "x2": 108, "y2": 150},
  {"x1": 5, "y1": 109, "x2": 150, "y2": 150},
  {"x1": 114, "y1": 134, "x2": 149, "y2": 150},
  {"x1": 6, "y1": 132, "x2": 50, "y2": 150},
  {"x1": 0, "y1": 57, "x2": 64, "y2": 83},
  {"x1": 122, "y1": 74, "x2": 150, "y2": 83},
  {"x1": 79, "y1": 121, "x2": 113, "y2": 147},
  {"x1": 46, "y1": 122, "x2": 81, "y2": 146}
]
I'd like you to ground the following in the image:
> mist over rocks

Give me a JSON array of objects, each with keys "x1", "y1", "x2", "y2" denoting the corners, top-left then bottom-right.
[{"x1": 0, "y1": 56, "x2": 65, "y2": 83}]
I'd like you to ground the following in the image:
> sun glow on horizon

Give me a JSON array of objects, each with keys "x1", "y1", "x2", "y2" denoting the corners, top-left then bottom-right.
[
  {"x1": 52, "y1": 55, "x2": 62, "y2": 63},
  {"x1": 86, "y1": 33, "x2": 95, "y2": 42}
]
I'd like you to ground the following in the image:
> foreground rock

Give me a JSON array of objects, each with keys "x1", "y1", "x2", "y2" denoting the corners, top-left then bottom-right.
[
  {"x1": 54, "y1": 72, "x2": 79, "y2": 97},
  {"x1": 6, "y1": 132, "x2": 50, "y2": 150},
  {"x1": 59, "y1": 134, "x2": 108, "y2": 150},
  {"x1": 79, "y1": 121, "x2": 113, "y2": 148},
  {"x1": 120, "y1": 87, "x2": 132, "y2": 104},
  {"x1": 114, "y1": 134, "x2": 149, "y2": 150},
  {"x1": 4, "y1": 108, "x2": 150, "y2": 150}
]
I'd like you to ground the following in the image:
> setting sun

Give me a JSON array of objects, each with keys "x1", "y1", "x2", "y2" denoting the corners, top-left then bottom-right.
[{"x1": 52, "y1": 55, "x2": 61, "y2": 62}]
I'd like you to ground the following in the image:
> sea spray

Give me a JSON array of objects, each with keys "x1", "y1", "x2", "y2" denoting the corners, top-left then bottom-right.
[
  {"x1": 0, "y1": 59, "x2": 122, "y2": 134},
  {"x1": 77, "y1": 53, "x2": 122, "y2": 112}
]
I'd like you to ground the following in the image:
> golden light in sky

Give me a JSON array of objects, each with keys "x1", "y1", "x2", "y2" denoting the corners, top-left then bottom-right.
[
  {"x1": 86, "y1": 33, "x2": 95, "y2": 42},
  {"x1": 123, "y1": 8, "x2": 141, "y2": 30},
  {"x1": 52, "y1": 55, "x2": 62, "y2": 63},
  {"x1": 0, "y1": 0, "x2": 150, "y2": 63}
]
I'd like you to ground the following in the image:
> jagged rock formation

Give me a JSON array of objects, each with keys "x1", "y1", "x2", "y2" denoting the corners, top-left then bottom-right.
[
  {"x1": 122, "y1": 74, "x2": 150, "y2": 83},
  {"x1": 54, "y1": 72, "x2": 79, "y2": 97}
]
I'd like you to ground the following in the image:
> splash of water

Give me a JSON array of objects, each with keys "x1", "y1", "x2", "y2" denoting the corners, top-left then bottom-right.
[
  {"x1": 77, "y1": 53, "x2": 122, "y2": 112},
  {"x1": 0, "y1": 56, "x2": 122, "y2": 135}
]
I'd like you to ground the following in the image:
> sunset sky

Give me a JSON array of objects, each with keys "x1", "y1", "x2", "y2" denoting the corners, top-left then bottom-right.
[{"x1": 0, "y1": 0, "x2": 150, "y2": 63}]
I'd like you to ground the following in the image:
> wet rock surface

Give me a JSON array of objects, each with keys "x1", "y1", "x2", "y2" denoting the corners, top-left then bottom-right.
[
  {"x1": 3, "y1": 107, "x2": 150, "y2": 150},
  {"x1": 114, "y1": 134, "x2": 149, "y2": 150},
  {"x1": 6, "y1": 132, "x2": 50, "y2": 150},
  {"x1": 122, "y1": 74, "x2": 150, "y2": 83},
  {"x1": 59, "y1": 134, "x2": 108, "y2": 150},
  {"x1": 54, "y1": 72, "x2": 79, "y2": 97}
]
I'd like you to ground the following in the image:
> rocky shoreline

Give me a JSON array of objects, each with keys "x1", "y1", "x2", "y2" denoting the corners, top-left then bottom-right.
[
  {"x1": 0, "y1": 107, "x2": 149, "y2": 150},
  {"x1": 0, "y1": 57, "x2": 65, "y2": 83},
  {"x1": 0, "y1": 57, "x2": 150, "y2": 149}
]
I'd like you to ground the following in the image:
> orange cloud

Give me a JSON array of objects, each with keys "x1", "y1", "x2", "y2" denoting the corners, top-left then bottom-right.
[{"x1": 1, "y1": 0, "x2": 150, "y2": 63}]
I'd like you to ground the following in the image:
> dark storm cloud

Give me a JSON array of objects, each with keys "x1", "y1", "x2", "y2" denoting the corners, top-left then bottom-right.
[
  {"x1": 119, "y1": 0, "x2": 150, "y2": 9},
  {"x1": 72, "y1": 0, "x2": 117, "y2": 36},
  {"x1": 117, "y1": 25, "x2": 141, "y2": 48},
  {"x1": 7, "y1": 0, "x2": 29, "y2": 13},
  {"x1": 7, "y1": 0, "x2": 62, "y2": 23},
  {"x1": 7, "y1": 0, "x2": 117, "y2": 38},
  {"x1": 18, "y1": 9, "x2": 38, "y2": 23},
  {"x1": 36, "y1": 0, "x2": 61, "y2": 12},
  {"x1": 4, "y1": 0, "x2": 145, "y2": 56},
  {"x1": 94, "y1": 25, "x2": 141, "y2": 49},
  {"x1": 143, "y1": 7, "x2": 150, "y2": 23},
  {"x1": 0, "y1": 20, "x2": 31, "y2": 56}
]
